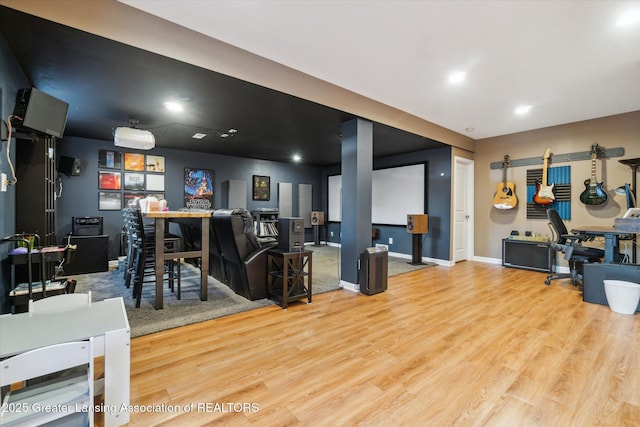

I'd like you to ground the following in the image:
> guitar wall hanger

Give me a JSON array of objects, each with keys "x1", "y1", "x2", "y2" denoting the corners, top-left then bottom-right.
[{"x1": 489, "y1": 147, "x2": 625, "y2": 170}]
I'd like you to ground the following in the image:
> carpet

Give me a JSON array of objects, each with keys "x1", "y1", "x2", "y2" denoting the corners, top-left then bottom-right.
[{"x1": 71, "y1": 245, "x2": 433, "y2": 337}]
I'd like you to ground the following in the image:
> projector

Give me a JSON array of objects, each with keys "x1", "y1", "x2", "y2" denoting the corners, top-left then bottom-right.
[{"x1": 113, "y1": 126, "x2": 155, "y2": 150}]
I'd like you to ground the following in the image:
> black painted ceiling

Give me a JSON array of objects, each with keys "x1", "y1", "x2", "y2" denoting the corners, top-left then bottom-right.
[{"x1": 0, "y1": 6, "x2": 446, "y2": 166}]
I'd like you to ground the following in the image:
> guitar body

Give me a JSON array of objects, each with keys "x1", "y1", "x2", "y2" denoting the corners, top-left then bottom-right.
[
  {"x1": 493, "y1": 182, "x2": 517, "y2": 209},
  {"x1": 580, "y1": 179, "x2": 608, "y2": 205},
  {"x1": 493, "y1": 154, "x2": 518, "y2": 209},
  {"x1": 533, "y1": 181, "x2": 555, "y2": 205},
  {"x1": 533, "y1": 148, "x2": 555, "y2": 206},
  {"x1": 580, "y1": 144, "x2": 608, "y2": 206}
]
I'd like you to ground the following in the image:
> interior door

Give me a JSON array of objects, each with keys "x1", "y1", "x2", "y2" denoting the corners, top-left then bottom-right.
[{"x1": 454, "y1": 157, "x2": 474, "y2": 262}]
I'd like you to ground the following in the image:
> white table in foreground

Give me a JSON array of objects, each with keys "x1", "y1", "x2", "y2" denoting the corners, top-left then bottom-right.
[{"x1": 0, "y1": 297, "x2": 131, "y2": 426}]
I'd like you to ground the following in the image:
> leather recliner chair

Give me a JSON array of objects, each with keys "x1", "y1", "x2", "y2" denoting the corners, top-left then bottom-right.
[{"x1": 212, "y1": 208, "x2": 277, "y2": 300}]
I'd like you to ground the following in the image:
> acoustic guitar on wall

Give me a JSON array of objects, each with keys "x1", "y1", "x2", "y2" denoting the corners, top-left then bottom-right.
[
  {"x1": 533, "y1": 148, "x2": 555, "y2": 205},
  {"x1": 493, "y1": 155, "x2": 517, "y2": 209},
  {"x1": 579, "y1": 143, "x2": 608, "y2": 206}
]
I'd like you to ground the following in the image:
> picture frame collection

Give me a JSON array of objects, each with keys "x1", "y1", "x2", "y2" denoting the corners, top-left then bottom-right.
[{"x1": 98, "y1": 150, "x2": 166, "y2": 210}]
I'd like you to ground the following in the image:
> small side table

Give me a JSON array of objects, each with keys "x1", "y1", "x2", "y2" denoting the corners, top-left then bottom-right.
[{"x1": 267, "y1": 249, "x2": 312, "y2": 309}]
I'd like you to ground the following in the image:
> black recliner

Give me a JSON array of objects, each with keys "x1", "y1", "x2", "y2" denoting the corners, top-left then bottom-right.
[
  {"x1": 545, "y1": 208, "x2": 604, "y2": 288},
  {"x1": 212, "y1": 209, "x2": 277, "y2": 300}
]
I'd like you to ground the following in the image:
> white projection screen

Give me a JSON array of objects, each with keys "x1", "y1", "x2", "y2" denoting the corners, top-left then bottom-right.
[{"x1": 328, "y1": 163, "x2": 425, "y2": 225}]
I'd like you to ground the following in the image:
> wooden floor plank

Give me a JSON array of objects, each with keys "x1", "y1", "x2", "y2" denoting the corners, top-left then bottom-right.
[{"x1": 118, "y1": 261, "x2": 639, "y2": 426}]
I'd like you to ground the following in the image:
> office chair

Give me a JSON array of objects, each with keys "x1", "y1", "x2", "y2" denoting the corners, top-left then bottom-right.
[{"x1": 545, "y1": 208, "x2": 604, "y2": 288}]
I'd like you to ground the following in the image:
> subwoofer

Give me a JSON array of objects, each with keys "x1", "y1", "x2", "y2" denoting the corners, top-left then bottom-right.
[
  {"x1": 311, "y1": 211, "x2": 325, "y2": 226},
  {"x1": 407, "y1": 214, "x2": 428, "y2": 234}
]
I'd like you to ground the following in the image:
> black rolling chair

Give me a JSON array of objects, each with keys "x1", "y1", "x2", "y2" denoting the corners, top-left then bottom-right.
[{"x1": 545, "y1": 208, "x2": 604, "y2": 288}]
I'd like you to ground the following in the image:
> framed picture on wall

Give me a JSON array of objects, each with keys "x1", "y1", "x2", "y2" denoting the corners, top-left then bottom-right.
[
  {"x1": 123, "y1": 192, "x2": 145, "y2": 209},
  {"x1": 252, "y1": 175, "x2": 270, "y2": 201},
  {"x1": 99, "y1": 192, "x2": 122, "y2": 210},
  {"x1": 124, "y1": 172, "x2": 145, "y2": 191},
  {"x1": 184, "y1": 167, "x2": 214, "y2": 209},
  {"x1": 98, "y1": 171, "x2": 121, "y2": 190},
  {"x1": 146, "y1": 174, "x2": 165, "y2": 191},
  {"x1": 124, "y1": 152, "x2": 145, "y2": 171},
  {"x1": 98, "y1": 149, "x2": 122, "y2": 169},
  {"x1": 146, "y1": 155, "x2": 165, "y2": 173}
]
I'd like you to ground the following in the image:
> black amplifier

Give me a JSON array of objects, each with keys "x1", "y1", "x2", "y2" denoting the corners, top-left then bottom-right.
[{"x1": 72, "y1": 216, "x2": 104, "y2": 236}]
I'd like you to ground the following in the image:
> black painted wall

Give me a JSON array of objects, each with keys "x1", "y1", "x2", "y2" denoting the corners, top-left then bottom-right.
[{"x1": 57, "y1": 136, "x2": 324, "y2": 259}]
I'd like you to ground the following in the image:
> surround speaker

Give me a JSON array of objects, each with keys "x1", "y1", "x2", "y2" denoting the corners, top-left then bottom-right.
[
  {"x1": 13, "y1": 88, "x2": 68, "y2": 138},
  {"x1": 59, "y1": 156, "x2": 81, "y2": 176},
  {"x1": 407, "y1": 214, "x2": 428, "y2": 234},
  {"x1": 311, "y1": 211, "x2": 325, "y2": 226}
]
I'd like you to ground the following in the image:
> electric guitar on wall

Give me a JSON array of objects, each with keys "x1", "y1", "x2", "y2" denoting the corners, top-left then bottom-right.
[
  {"x1": 579, "y1": 143, "x2": 608, "y2": 206},
  {"x1": 533, "y1": 148, "x2": 555, "y2": 205},
  {"x1": 493, "y1": 155, "x2": 517, "y2": 209}
]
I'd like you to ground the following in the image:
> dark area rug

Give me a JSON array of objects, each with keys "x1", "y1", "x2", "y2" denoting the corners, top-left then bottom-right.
[{"x1": 71, "y1": 244, "x2": 433, "y2": 337}]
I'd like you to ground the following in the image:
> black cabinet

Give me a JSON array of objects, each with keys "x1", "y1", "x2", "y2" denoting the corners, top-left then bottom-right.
[{"x1": 502, "y1": 239, "x2": 555, "y2": 273}]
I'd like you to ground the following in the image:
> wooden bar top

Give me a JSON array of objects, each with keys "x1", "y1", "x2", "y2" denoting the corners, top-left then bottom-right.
[{"x1": 144, "y1": 210, "x2": 213, "y2": 218}]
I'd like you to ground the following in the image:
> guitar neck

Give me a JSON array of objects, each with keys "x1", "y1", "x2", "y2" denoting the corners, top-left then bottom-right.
[
  {"x1": 542, "y1": 159, "x2": 548, "y2": 185},
  {"x1": 590, "y1": 154, "x2": 597, "y2": 184}
]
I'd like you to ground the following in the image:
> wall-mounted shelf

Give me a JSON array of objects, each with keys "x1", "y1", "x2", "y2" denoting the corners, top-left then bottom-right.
[{"x1": 490, "y1": 147, "x2": 625, "y2": 170}]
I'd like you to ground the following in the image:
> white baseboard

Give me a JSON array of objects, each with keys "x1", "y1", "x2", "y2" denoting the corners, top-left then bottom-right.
[{"x1": 340, "y1": 280, "x2": 359, "y2": 292}]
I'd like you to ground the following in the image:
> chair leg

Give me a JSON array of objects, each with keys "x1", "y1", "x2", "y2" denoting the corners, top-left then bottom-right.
[{"x1": 176, "y1": 258, "x2": 181, "y2": 300}]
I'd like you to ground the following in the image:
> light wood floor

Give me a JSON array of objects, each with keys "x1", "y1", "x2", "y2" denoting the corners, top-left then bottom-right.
[{"x1": 121, "y1": 261, "x2": 639, "y2": 426}]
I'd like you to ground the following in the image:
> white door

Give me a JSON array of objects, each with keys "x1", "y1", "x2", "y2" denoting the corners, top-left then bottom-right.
[{"x1": 453, "y1": 157, "x2": 474, "y2": 262}]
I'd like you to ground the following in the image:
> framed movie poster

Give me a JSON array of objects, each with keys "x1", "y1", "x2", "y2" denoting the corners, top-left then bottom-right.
[
  {"x1": 99, "y1": 192, "x2": 122, "y2": 210},
  {"x1": 146, "y1": 155, "x2": 165, "y2": 173},
  {"x1": 98, "y1": 171, "x2": 121, "y2": 190},
  {"x1": 124, "y1": 152, "x2": 145, "y2": 171},
  {"x1": 123, "y1": 192, "x2": 145, "y2": 209},
  {"x1": 98, "y1": 149, "x2": 122, "y2": 169},
  {"x1": 253, "y1": 175, "x2": 270, "y2": 201},
  {"x1": 124, "y1": 172, "x2": 145, "y2": 191},
  {"x1": 184, "y1": 167, "x2": 214, "y2": 209},
  {"x1": 146, "y1": 174, "x2": 165, "y2": 191}
]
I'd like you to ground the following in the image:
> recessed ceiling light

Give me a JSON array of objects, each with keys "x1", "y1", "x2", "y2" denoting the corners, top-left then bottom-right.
[
  {"x1": 514, "y1": 105, "x2": 532, "y2": 115},
  {"x1": 164, "y1": 101, "x2": 183, "y2": 112},
  {"x1": 448, "y1": 71, "x2": 466, "y2": 85},
  {"x1": 192, "y1": 133, "x2": 206, "y2": 139},
  {"x1": 616, "y1": 9, "x2": 640, "y2": 27},
  {"x1": 292, "y1": 154, "x2": 302, "y2": 162},
  {"x1": 465, "y1": 127, "x2": 474, "y2": 132},
  {"x1": 228, "y1": 128, "x2": 237, "y2": 134},
  {"x1": 220, "y1": 133, "x2": 229, "y2": 138}
]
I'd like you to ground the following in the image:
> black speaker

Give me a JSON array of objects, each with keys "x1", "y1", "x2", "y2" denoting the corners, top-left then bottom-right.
[
  {"x1": 59, "y1": 156, "x2": 81, "y2": 176},
  {"x1": 278, "y1": 217, "x2": 304, "y2": 252},
  {"x1": 72, "y1": 216, "x2": 103, "y2": 236},
  {"x1": 13, "y1": 88, "x2": 69, "y2": 138}
]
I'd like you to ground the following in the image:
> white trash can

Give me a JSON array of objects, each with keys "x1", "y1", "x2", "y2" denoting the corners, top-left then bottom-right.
[{"x1": 603, "y1": 280, "x2": 640, "y2": 315}]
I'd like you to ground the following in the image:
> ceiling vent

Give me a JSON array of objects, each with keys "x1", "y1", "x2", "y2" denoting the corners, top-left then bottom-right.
[{"x1": 113, "y1": 126, "x2": 155, "y2": 150}]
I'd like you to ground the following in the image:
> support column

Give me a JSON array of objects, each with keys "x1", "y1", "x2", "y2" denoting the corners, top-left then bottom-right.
[{"x1": 340, "y1": 118, "x2": 373, "y2": 290}]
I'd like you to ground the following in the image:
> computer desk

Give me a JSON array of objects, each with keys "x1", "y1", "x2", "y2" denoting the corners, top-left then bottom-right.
[
  {"x1": 570, "y1": 225, "x2": 631, "y2": 263},
  {"x1": 0, "y1": 297, "x2": 130, "y2": 426}
]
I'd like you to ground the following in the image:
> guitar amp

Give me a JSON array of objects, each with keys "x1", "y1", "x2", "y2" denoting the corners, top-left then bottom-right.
[{"x1": 72, "y1": 216, "x2": 103, "y2": 236}]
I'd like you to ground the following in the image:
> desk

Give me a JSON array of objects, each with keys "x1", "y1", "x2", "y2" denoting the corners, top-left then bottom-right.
[
  {"x1": 0, "y1": 297, "x2": 130, "y2": 426},
  {"x1": 571, "y1": 226, "x2": 630, "y2": 264},
  {"x1": 145, "y1": 211, "x2": 211, "y2": 309}
]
